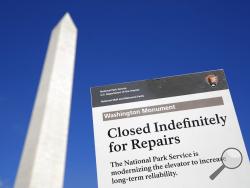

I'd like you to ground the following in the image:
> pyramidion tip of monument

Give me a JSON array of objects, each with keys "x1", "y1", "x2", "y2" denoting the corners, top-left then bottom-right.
[{"x1": 56, "y1": 12, "x2": 77, "y2": 31}]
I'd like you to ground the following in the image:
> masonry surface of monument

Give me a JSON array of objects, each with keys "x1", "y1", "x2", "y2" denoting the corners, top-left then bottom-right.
[{"x1": 14, "y1": 13, "x2": 77, "y2": 188}]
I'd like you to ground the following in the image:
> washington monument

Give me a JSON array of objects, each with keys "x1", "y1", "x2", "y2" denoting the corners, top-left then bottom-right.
[{"x1": 14, "y1": 13, "x2": 77, "y2": 188}]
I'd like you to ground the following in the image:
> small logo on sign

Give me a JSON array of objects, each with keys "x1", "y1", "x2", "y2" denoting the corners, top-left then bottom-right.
[{"x1": 206, "y1": 74, "x2": 218, "y2": 87}]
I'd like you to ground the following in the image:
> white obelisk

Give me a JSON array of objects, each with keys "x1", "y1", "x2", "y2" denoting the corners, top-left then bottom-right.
[{"x1": 14, "y1": 13, "x2": 77, "y2": 188}]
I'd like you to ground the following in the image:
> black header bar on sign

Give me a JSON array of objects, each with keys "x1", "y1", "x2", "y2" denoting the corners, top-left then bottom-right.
[{"x1": 91, "y1": 70, "x2": 228, "y2": 107}]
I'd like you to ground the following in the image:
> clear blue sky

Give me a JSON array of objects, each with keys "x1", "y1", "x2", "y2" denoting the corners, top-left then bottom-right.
[{"x1": 0, "y1": 0, "x2": 249, "y2": 187}]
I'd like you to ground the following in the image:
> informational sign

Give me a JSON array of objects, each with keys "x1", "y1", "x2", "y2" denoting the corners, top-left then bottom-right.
[{"x1": 91, "y1": 70, "x2": 250, "y2": 188}]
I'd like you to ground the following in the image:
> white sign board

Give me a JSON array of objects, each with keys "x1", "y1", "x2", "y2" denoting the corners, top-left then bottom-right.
[{"x1": 91, "y1": 70, "x2": 250, "y2": 188}]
